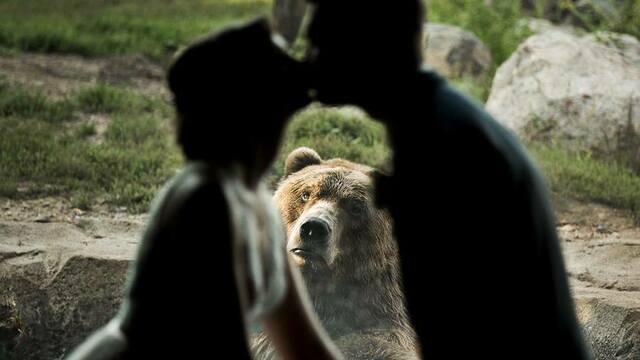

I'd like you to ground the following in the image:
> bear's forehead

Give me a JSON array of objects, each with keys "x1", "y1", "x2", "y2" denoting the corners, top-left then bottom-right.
[{"x1": 285, "y1": 166, "x2": 372, "y2": 196}]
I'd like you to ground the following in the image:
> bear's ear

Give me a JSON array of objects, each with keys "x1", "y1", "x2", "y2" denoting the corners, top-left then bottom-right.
[{"x1": 285, "y1": 147, "x2": 322, "y2": 176}]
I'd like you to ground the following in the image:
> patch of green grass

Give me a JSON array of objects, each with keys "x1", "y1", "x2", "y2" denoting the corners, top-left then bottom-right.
[
  {"x1": 0, "y1": 0, "x2": 271, "y2": 60},
  {"x1": 0, "y1": 81, "x2": 74, "y2": 122},
  {"x1": 615, "y1": 1, "x2": 640, "y2": 38},
  {"x1": 73, "y1": 84, "x2": 167, "y2": 116},
  {"x1": 0, "y1": 180, "x2": 18, "y2": 198},
  {"x1": 0, "y1": 78, "x2": 167, "y2": 122},
  {"x1": 560, "y1": 0, "x2": 640, "y2": 38},
  {"x1": 529, "y1": 142, "x2": 640, "y2": 222},
  {"x1": 74, "y1": 123, "x2": 97, "y2": 139},
  {"x1": 71, "y1": 191, "x2": 92, "y2": 211},
  {"x1": 270, "y1": 106, "x2": 390, "y2": 181},
  {"x1": 0, "y1": 113, "x2": 181, "y2": 212},
  {"x1": 449, "y1": 76, "x2": 492, "y2": 103},
  {"x1": 0, "y1": 81, "x2": 181, "y2": 212},
  {"x1": 74, "y1": 85, "x2": 139, "y2": 114}
]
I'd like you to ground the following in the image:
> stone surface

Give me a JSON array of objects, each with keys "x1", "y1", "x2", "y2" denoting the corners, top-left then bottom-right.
[
  {"x1": 1, "y1": 197, "x2": 640, "y2": 359},
  {"x1": 486, "y1": 29, "x2": 640, "y2": 168},
  {"x1": 574, "y1": 287, "x2": 640, "y2": 360},
  {"x1": 567, "y1": 241, "x2": 640, "y2": 359},
  {"x1": 559, "y1": 199, "x2": 640, "y2": 359},
  {"x1": 0, "y1": 219, "x2": 142, "y2": 360},
  {"x1": 423, "y1": 23, "x2": 493, "y2": 79}
]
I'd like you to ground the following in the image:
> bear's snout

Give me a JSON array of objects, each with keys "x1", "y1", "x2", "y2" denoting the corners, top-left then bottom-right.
[
  {"x1": 286, "y1": 201, "x2": 339, "y2": 269},
  {"x1": 300, "y1": 218, "x2": 331, "y2": 246}
]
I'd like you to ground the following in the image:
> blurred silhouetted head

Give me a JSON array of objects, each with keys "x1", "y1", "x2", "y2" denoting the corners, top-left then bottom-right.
[
  {"x1": 305, "y1": 0, "x2": 425, "y2": 106},
  {"x1": 168, "y1": 19, "x2": 309, "y2": 183}
]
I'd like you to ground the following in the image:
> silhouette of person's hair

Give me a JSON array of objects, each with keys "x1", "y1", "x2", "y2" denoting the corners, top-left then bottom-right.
[{"x1": 167, "y1": 19, "x2": 308, "y2": 176}]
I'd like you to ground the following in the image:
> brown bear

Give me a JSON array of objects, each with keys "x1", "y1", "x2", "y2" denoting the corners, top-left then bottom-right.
[{"x1": 251, "y1": 147, "x2": 419, "y2": 360}]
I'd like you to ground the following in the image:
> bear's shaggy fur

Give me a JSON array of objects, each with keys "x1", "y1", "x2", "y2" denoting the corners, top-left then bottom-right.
[{"x1": 252, "y1": 148, "x2": 419, "y2": 360}]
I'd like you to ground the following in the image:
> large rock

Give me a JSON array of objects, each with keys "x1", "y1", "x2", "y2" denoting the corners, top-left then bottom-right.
[
  {"x1": 486, "y1": 30, "x2": 640, "y2": 168},
  {"x1": 558, "y1": 200, "x2": 640, "y2": 360},
  {"x1": 564, "y1": 237, "x2": 640, "y2": 359},
  {"x1": 2, "y1": 205, "x2": 639, "y2": 359},
  {"x1": 423, "y1": 23, "x2": 494, "y2": 80},
  {"x1": 574, "y1": 286, "x2": 640, "y2": 359},
  {"x1": 0, "y1": 219, "x2": 141, "y2": 360}
]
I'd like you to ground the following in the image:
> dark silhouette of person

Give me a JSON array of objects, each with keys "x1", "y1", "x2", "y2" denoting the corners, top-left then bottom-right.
[
  {"x1": 304, "y1": 0, "x2": 592, "y2": 359},
  {"x1": 66, "y1": 19, "x2": 341, "y2": 360}
]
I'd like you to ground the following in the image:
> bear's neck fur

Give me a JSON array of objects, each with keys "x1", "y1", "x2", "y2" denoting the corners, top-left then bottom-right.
[
  {"x1": 251, "y1": 214, "x2": 418, "y2": 360},
  {"x1": 304, "y1": 217, "x2": 414, "y2": 339}
]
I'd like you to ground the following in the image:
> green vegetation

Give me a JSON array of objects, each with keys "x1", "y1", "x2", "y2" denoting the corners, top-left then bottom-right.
[
  {"x1": 0, "y1": 80, "x2": 180, "y2": 212},
  {"x1": 0, "y1": 0, "x2": 270, "y2": 60},
  {"x1": 270, "y1": 107, "x2": 390, "y2": 181},
  {"x1": 0, "y1": 0, "x2": 638, "y2": 219},
  {"x1": 0, "y1": 79, "x2": 74, "y2": 122},
  {"x1": 560, "y1": 0, "x2": 640, "y2": 38},
  {"x1": 74, "y1": 84, "x2": 156, "y2": 114},
  {"x1": 531, "y1": 144, "x2": 640, "y2": 222},
  {"x1": 428, "y1": 0, "x2": 639, "y2": 102}
]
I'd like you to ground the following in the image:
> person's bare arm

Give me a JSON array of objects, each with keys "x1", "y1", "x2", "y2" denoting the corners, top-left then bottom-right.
[{"x1": 261, "y1": 256, "x2": 343, "y2": 360}]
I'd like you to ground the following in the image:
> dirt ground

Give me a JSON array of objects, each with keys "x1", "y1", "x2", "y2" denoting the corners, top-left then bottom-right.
[
  {"x1": 556, "y1": 198, "x2": 640, "y2": 291},
  {"x1": 0, "y1": 52, "x2": 169, "y2": 100}
]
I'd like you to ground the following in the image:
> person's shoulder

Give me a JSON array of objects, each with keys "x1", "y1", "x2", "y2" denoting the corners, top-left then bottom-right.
[
  {"x1": 423, "y1": 70, "x2": 501, "y2": 137},
  {"x1": 423, "y1": 70, "x2": 539, "y2": 183},
  {"x1": 172, "y1": 162, "x2": 219, "y2": 194},
  {"x1": 151, "y1": 161, "x2": 225, "y2": 222}
]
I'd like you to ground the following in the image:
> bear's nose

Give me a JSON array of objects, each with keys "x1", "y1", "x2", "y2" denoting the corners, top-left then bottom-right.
[{"x1": 300, "y1": 219, "x2": 330, "y2": 245}]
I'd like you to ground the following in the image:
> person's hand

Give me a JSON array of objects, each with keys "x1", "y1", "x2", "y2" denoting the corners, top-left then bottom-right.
[{"x1": 305, "y1": 0, "x2": 425, "y2": 121}]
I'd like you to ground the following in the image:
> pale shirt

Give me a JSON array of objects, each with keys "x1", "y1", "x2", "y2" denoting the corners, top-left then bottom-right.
[{"x1": 219, "y1": 168, "x2": 288, "y2": 324}]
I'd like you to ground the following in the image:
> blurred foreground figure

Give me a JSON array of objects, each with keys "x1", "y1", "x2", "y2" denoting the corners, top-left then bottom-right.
[
  {"x1": 305, "y1": 0, "x2": 592, "y2": 358},
  {"x1": 67, "y1": 19, "x2": 341, "y2": 360}
]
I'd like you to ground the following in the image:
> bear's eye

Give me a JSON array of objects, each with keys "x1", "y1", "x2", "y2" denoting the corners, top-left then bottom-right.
[{"x1": 301, "y1": 191, "x2": 310, "y2": 202}]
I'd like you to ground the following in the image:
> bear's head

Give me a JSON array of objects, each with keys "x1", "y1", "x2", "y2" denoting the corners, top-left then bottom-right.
[
  {"x1": 274, "y1": 147, "x2": 408, "y2": 334},
  {"x1": 275, "y1": 147, "x2": 394, "y2": 276}
]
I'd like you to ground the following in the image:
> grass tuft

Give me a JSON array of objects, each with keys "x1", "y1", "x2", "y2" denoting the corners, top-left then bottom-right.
[
  {"x1": 270, "y1": 106, "x2": 390, "y2": 181},
  {"x1": 530, "y1": 143, "x2": 640, "y2": 223},
  {"x1": 74, "y1": 85, "x2": 137, "y2": 114},
  {"x1": 0, "y1": 80, "x2": 74, "y2": 122},
  {"x1": 0, "y1": 81, "x2": 181, "y2": 212}
]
